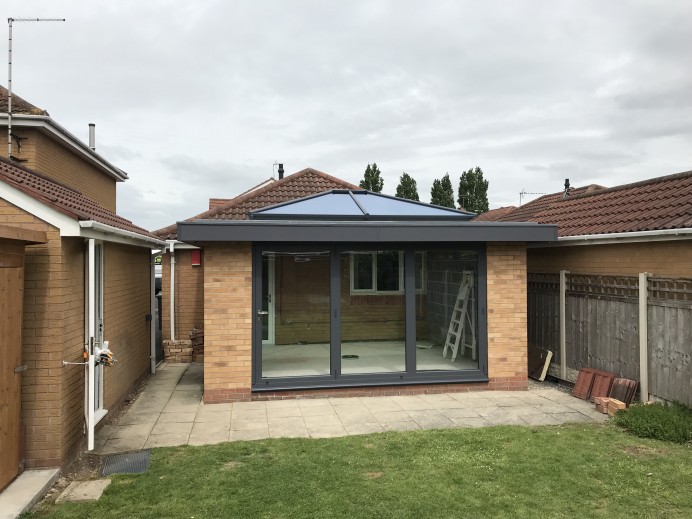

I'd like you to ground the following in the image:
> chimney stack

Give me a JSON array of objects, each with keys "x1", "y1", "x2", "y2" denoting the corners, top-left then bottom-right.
[
  {"x1": 563, "y1": 178, "x2": 571, "y2": 198},
  {"x1": 88, "y1": 123, "x2": 96, "y2": 150},
  {"x1": 278, "y1": 163, "x2": 284, "y2": 180}
]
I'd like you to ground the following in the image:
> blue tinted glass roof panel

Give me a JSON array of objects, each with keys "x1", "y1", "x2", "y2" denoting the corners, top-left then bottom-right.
[
  {"x1": 353, "y1": 192, "x2": 466, "y2": 217},
  {"x1": 257, "y1": 192, "x2": 363, "y2": 216},
  {"x1": 251, "y1": 190, "x2": 474, "y2": 220}
]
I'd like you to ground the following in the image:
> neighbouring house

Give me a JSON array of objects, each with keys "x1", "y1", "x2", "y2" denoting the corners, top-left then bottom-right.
[
  {"x1": 489, "y1": 172, "x2": 692, "y2": 405},
  {"x1": 170, "y1": 179, "x2": 556, "y2": 402},
  {"x1": 0, "y1": 88, "x2": 164, "y2": 484},
  {"x1": 490, "y1": 173, "x2": 692, "y2": 276},
  {"x1": 153, "y1": 166, "x2": 359, "y2": 359}
]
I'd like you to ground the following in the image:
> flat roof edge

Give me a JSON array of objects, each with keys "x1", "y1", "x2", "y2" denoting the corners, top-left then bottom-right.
[{"x1": 177, "y1": 220, "x2": 558, "y2": 243}]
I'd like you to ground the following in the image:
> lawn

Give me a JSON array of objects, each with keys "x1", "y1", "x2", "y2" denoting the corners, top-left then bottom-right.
[{"x1": 29, "y1": 423, "x2": 692, "y2": 519}]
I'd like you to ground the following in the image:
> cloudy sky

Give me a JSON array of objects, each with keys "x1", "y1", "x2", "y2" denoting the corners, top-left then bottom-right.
[{"x1": 5, "y1": 1, "x2": 691, "y2": 230}]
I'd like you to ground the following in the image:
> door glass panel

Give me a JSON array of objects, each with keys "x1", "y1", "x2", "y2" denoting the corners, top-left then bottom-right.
[
  {"x1": 341, "y1": 251, "x2": 405, "y2": 374},
  {"x1": 416, "y1": 249, "x2": 479, "y2": 371},
  {"x1": 261, "y1": 251, "x2": 330, "y2": 378}
]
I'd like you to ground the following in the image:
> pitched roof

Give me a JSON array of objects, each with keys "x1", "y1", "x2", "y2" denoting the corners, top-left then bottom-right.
[
  {"x1": 473, "y1": 206, "x2": 517, "y2": 222},
  {"x1": 495, "y1": 172, "x2": 692, "y2": 237},
  {"x1": 154, "y1": 168, "x2": 358, "y2": 239},
  {"x1": 0, "y1": 85, "x2": 49, "y2": 115},
  {"x1": 0, "y1": 156, "x2": 158, "y2": 239}
]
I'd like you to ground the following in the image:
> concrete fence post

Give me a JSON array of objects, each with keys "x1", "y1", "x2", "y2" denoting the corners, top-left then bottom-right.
[
  {"x1": 559, "y1": 270, "x2": 568, "y2": 380},
  {"x1": 639, "y1": 272, "x2": 649, "y2": 402}
]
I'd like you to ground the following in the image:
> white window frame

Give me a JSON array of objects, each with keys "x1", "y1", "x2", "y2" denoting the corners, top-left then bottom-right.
[{"x1": 350, "y1": 251, "x2": 426, "y2": 295}]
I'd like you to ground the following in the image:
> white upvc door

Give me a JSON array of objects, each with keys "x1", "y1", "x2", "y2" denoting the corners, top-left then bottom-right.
[{"x1": 86, "y1": 239, "x2": 105, "y2": 451}]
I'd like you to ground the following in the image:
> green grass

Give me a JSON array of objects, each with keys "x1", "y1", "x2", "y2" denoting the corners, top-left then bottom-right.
[
  {"x1": 612, "y1": 402, "x2": 692, "y2": 444},
  {"x1": 29, "y1": 424, "x2": 692, "y2": 519}
]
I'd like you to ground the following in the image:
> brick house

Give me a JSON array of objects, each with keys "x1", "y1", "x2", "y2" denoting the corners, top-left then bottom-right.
[
  {"x1": 170, "y1": 181, "x2": 556, "y2": 402},
  {"x1": 484, "y1": 172, "x2": 692, "y2": 277},
  {"x1": 153, "y1": 167, "x2": 359, "y2": 355},
  {"x1": 0, "y1": 88, "x2": 163, "y2": 481}
]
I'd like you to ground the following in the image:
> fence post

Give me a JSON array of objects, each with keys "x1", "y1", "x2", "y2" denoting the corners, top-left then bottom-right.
[
  {"x1": 639, "y1": 272, "x2": 649, "y2": 402},
  {"x1": 559, "y1": 270, "x2": 568, "y2": 380}
]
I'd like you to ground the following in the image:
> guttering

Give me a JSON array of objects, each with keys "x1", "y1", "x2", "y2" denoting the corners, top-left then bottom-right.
[
  {"x1": 0, "y1": 114, "x2": 128, "y2": 182},
  {"x1": 79, "y1": 221, "x2": 166, "y2": 248},
  {"x1": 531, "y1": 228, "x2": 692, "y2": 247}
]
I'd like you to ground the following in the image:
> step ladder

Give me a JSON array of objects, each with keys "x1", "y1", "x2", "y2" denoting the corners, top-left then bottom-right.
[{"x1": 443, "y1": 271, "x2": 476, "y2": 362}]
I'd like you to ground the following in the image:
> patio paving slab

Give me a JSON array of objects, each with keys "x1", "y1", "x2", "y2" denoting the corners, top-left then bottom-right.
[
  {"x1": 56, "y1": 479, "x2": 111, "y2": 503},
  {"x1": 92, "y1": 363, "x2": 610, "y2": 454}
]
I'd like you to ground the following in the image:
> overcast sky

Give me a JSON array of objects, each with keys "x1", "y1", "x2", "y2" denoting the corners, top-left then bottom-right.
[{"x1": 5, "y1": 1, "x2": 691, "y2": 230}]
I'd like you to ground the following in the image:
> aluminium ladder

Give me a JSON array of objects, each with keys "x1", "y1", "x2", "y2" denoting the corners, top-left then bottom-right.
[{"x1": 443, "y1": 271, "x2": 476, "y2": 362}]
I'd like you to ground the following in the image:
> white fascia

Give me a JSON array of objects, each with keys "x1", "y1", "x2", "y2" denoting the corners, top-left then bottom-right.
[
  {"x1": 164, "y1": 239, "x2": 200, "y2": 252},
  {"x1": 79, "y1": 221, "x2": 166, "y2": 249},
  {"x1": 530, "y1": 228, "x2": 692, "y2": 248},
  {"x1": 0, "y1": 114, "x2": 128, "y2": 182},
  {"x1": 0, "y1": 181, "x2": 163, "y2": 248}
]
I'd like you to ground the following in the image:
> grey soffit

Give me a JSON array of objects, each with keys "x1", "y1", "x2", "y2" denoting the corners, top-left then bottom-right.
[
  {"x1": 177, "y1": 220, "x2": 558, "y2": 243},
  {"x1": 250, "y1": 190, "x2": 475, "y2": 221}
]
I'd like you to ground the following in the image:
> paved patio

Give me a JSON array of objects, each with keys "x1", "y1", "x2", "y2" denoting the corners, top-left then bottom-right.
[{"x1": 94, "y1": 363, "x2": 606, "y2": 455}]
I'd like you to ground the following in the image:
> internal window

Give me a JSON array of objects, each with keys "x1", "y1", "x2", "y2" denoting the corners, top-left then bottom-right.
[{"x1": 351, "y1": 252, "x2": 425, "y2": 294}]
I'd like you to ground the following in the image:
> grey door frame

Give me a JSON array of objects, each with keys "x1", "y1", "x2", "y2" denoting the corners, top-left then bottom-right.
[{"x1": 252, "y1": 242, "x2": 488, "y2": 391}]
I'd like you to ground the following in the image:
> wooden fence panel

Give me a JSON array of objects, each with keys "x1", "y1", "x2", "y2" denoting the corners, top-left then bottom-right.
[
  {"x1": 529, "y1": 273, "x2": 691, "y2": 405},
  {"x1": 648, "y1": 303, "x2": 692, "y2": 406}
]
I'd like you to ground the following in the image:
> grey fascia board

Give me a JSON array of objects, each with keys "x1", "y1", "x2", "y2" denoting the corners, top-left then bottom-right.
[{"x1": 177, "y1": 220, "x2": 558, "y2": 243}]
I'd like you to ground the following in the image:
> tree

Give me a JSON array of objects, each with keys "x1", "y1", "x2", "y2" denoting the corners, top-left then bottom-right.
[
  {"x1": 457, "y1": 167, "x2": 489, "y2": 214},
  {"x1": 430, "y1": 173, "x2": 455, "y2": 208},
  {"x1": 359, "y1": 163, "x2": 384, "y2": 193},
  {"x1": 395, "y1": 172, "x2": 419, "y2": 201}
]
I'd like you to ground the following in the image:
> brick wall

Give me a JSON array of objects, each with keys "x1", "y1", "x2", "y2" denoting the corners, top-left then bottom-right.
[
  {"x1": 102, "y1": 242, "x2": 152, "y2": 411},
  {"x1": 203, "y1": 242, "x2": 530, "y2": 403},
  {"x1": 486, "y1": 242, "x2": 528, "y2": 390},
  {"x1": 1, "y1": 127, "x2": 117, "y2": 211},
  {"x1": 0, "y1": 199, "x2": 64, "y2": 467},
  {"x1": 528, "y1": 241, "x2": 692, "y2": 277},
  {"x1": 59, "y1": 238, "x2": 86, "y2": 466},
  {"x1": 160, "y1": 249, "x2": 204, "y2": 342},
  {"x1": 203, "y1": 242, "x2": 252, "y2": 403}
]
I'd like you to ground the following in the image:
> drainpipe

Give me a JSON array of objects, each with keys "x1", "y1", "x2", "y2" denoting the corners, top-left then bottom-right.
[
  {"x1": 150, "y1": 254, "x2": 156, "y2": 374},
  {"x1": 168, "y1": 240, "x2": 176, "y2": 341}
]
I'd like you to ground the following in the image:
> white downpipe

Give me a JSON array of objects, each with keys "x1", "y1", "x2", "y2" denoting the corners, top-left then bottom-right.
[
  {"x1": 169, "y1": 241, "x2": 176, "y2": 341},
  {"x1": 639, "y1": 273, "x2": 649, "y2": 402},
  {"x1": 559, "y1": 270, "x2": 568, "y2": 380},
  {"x1": 86, "y1": 239, "x2": 96, "y2": 451},
  {"x1": 150, "y1": 259, "x2": 156, "y2": 375}
]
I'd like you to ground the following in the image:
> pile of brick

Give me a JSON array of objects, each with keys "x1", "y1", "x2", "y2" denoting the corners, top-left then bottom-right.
[
  {"x1": 163, "y1": 339, "x2": 193, "y2": 363},
  {"x1": 572, "y1": 367, "x2": 639, "y2": 415}
]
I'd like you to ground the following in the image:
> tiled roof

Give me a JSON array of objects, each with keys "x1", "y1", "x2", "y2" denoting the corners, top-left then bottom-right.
[
  {"x1": 207, "y1": 178, "x2": 276, "y2": 209},
  {"x1": 473, "y1": 206, "x2": 517, "y2": 221},
  {"x1": 495, "y1": 173, "x2": 692, "y2": 237},
  {"x1": 0, "y1": 157, "x2": 158, "y2": 239},
  {"x1": 0, "y1": 85, "x2": 49, "y2": 115},
  {"x1": 154, "y1": 168, "x2": 358, "y2": 239}
]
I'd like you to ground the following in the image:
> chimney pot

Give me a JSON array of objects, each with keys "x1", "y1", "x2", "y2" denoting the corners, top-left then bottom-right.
[
  {"x1": 88, "y1": 123, "x2": 96, "y2": 150},
  {"x1": 563, "y1": 178, "x2": 571, "y2": 198},
  {"x1": 278, "y1": 163, "x2": 284, "y2": 180}
]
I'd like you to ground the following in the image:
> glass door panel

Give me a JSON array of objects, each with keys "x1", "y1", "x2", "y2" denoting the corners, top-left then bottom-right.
[
  {"x1": 340, "y1": 251, "x2": 405, "y2": 374},
  {"x1": 261, "y1": 251, "x2": 331, "y2": 378}
]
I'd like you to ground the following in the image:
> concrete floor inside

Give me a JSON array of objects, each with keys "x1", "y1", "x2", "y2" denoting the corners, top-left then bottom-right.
[{"x1": 261, "y1": 340, "x2": 477, "y2": 377}]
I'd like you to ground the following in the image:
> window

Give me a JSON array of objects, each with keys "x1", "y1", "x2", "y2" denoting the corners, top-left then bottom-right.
[{"x1": 350, "y1": 251, "x2": 425, "y2": 294}]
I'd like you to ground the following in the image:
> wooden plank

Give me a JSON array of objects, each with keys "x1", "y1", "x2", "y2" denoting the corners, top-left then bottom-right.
[{"x1": 0, "y1": 267, "x2": 24, "y2": 491}]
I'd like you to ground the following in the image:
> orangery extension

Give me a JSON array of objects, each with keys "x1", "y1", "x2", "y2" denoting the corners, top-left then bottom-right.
[{"x1": 177, "y1": 190, "x2": 557, "y2": 402}]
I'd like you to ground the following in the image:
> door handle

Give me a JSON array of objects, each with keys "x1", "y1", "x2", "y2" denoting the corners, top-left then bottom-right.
[{"x1": 257, "y1": 311, "x2": 269, "y2": 316}]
